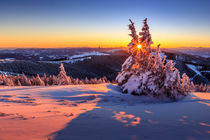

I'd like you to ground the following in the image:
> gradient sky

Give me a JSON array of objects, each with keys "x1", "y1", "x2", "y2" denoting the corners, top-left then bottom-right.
[{"x1": 0, "y1": 0, "x2": 210, "y2": 48}]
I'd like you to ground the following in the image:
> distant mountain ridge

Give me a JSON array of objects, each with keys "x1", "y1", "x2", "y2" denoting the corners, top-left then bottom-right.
[{"x1": 0, "y1": 48, "x2": 209, "y2": 84}]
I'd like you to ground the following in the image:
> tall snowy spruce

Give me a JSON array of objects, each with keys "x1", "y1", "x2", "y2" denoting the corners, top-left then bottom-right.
[
  {"x1": 58, "y1": 63, "x2": 71, "y2": 85},
  {"x1": 116, "y1": 18, "x2": 191, "y2": 100}
]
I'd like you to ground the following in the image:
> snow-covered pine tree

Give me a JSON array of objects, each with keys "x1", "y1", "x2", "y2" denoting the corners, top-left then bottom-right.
[
  {"x1": 0, "y1": 74, "x2": 6, "y2": 85},
  {"x1": 2, "y1": 75, "x2": 14, "y2": 86},
  {"x1": 34, "y1": 74, "x2": 45, "y2": 86},
  {"x1": 73, "y1": 78, "x2": 80, "y2": 85},
  {"x1": 101, "y1": 76, "x2": 109, "y2": 83},
  {"x1": 116, "y1": 18, "x2": 191, "y2": 100},
  {"x1": 195, "y1": 83, "x2": 209, "y2": 92},
  {"x1": 42, "y1": 73, "x2": 48, "y2": 86},
  {"x1": 20, "y1": 73, "x2": 32, "y2": 86},
  {"x1": 180, "y1": 73, "x2": 191, "y2": 94},
  {"x1": 97, "y1": 78, "x2": 103, "y2": 84},
  {"x1": 0, "y1": 74, "x2": 3, "y2": 85},
  {"x1": 84, "y1": 77, "x2": 89, "y2": 84},
  {"x1": 17, "y1": 79, "x2": 22, "y2": 86},
  {"x1": 57, "y1": 63, "x2": 71, "y2": 85},
  {"x1": 90, "y1": 78, "x2": 97, "y2": 84},
  {"x1": 79, "y1": 80, "x2": 84, "y2": 84},
  {"x1": 48, "y1": 75, "x2": 59, "y2": 85}
]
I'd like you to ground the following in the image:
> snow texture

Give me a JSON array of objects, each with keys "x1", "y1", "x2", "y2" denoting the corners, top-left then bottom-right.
[{"x1": 0, "y1": 84, "x2": 209, "y2": 140}]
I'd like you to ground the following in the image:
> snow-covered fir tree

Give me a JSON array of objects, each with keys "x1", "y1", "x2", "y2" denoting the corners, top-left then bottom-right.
[
  {"x1": 17, "y1": 79, "x2": 22, "y2": 86},
  {"x1": 20, "y1": 73, "x2": 32, "y2": 86},
  {"x1": 57, "y1": 63, "x2": 71, "y2": 85},
  {"x1": 41, "y1": 73, "x2": 48, "y2": 86},
  {"x1": 0, "y1": 74, "x2": 3, "y2": 85},
  {"x1": 89, "y1": 78, "x2": 97, "y2": 84},
  {"x1": 34, "y1": 74, "x2": 45, "y2": 86},
  {"x1": 2, "y1": 75, "x2": 14, "y2": 86},
  {"x1": 116, "y1": 18, "x2": 191, "y2": 100},
  {"x1": 195, "y1": 83, "x2": 209, "y2": 92},
  {"x1": 48, "y1": 75, "x2": 59, "y2": 85},
  {"x1": 84, "y1": 77, "x2": 89, "y2": 84},
  {"x1": 73, "y1": 78, "x2": 80, "y2": 84}
]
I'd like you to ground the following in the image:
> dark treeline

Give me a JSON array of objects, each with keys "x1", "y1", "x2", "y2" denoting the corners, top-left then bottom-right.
[{"x1": 0, "y1": 63, "x2": 110, "y2": 86}]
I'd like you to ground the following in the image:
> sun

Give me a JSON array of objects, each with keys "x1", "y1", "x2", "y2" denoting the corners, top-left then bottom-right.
[{"x1": 137, "y1": 44, "x2": 141, "y2": 49}]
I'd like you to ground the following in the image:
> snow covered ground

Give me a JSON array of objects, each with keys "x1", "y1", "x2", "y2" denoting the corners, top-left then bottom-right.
[
  {"x1": 69, "y1": 51, "x2": 109, "y2": 59},
  {"x1": 0, "y1": 84, "x2": 209, "y2": 140}
]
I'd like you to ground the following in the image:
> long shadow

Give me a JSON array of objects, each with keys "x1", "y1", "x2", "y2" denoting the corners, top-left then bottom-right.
[
  {"x1": 0, "y1": 87, "x2": 32, "y2": 92},
  {"x1": 0, "y1": 86, "x2": 51, "y2": 92},
  {"x1": 51, "y1": 84, "x2": 210, "y2": 140}
]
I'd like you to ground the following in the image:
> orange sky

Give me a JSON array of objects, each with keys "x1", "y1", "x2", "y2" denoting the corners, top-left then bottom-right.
[{"x1": 1, "y1": 29, "x2": 209, "y2": 48}]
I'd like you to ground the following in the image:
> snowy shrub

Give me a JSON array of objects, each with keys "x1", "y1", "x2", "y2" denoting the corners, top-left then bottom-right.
[{"x1": 116, "y1": 18, "x2": 191, "y2": 100}]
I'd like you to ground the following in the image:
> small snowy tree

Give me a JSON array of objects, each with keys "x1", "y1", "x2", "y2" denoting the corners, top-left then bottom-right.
[
  {"x1": 116, "y1": 18, "x2": 191, "y2": 100},
  {"x1": 195, "y1": 83, "x2": 209, "y2": 92},
  {"x1": 1, "y1": 74, "x2": 7, "y2": 85},
  {"x1": 2, "y1": 75, "x2": 14, "y2": 86},
  {"x1": 79, "y1": 80, "x2": 84, "y2": 85},
  {"x1": 90, "y1": 78, "x2": 98, "y2": 84},
  {"x1": 0, "y1": 74, "x2": 3, "y2": 85},
  {"x1": 84, "y1": 77, "x2": 89, "y2": 84},
  {"x1": 57, "y1": 63, "x2": 71, "y2": 85},
  {"x1": 34, "y1": 74, "x2": 45, "y2": 86},
  {"x1": 73, "y1": 78, "x2": 80, "y2": 85},
  {"x1": 17, "y1": 79, "x2": 22, "y2": 86},
  {"x1": 42, "y1": 73, "x2": 48, "y2": 86},
  {"x1": 181, "y1": 73, "x2": 191, "y2": 94},
  {"x1": 48, "y1": 75, "x2": 59, "y2": 85},
  {"x1": 97, "y1": 78, "x2": 103, "y2": 84},
  {"x1": 20, "y1": 73, "x2": 32, "y2": 86}
]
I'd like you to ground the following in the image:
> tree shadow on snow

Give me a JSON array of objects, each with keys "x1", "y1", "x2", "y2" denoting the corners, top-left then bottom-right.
[{"x1": 50, "y1": 84, "x2": 210, "y2": 140}]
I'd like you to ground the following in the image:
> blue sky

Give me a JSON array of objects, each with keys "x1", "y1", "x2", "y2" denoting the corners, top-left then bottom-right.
[{"x1": 0, "y1": 0, "x2": 209, "y2": 48}]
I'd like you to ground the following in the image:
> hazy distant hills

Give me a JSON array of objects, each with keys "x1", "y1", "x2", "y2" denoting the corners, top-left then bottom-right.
[
  {"x1": 0, "y1": 47, "x2": 209, "y2": 84},
  {"x1": 162, "y1": 47, "x2": 210, "y2": 58}
]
